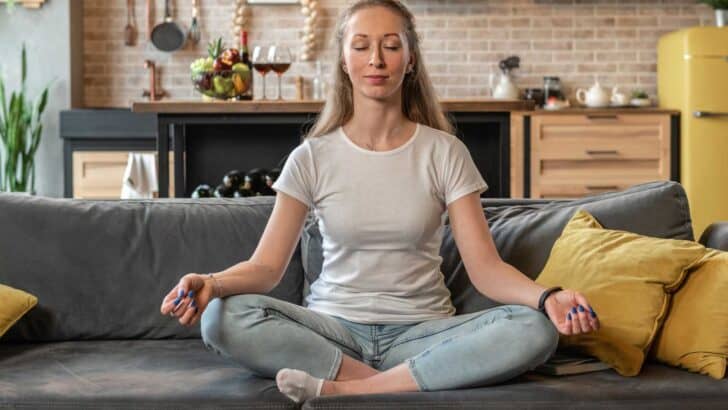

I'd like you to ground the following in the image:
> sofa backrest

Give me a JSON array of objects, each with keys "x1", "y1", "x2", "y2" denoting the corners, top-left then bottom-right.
[
  {"x1": 0, "y1": 195, "x2": 303, "y2": 343},
  {"x1": 302, "y1": 180, "x2": 695, "y2": 315}
]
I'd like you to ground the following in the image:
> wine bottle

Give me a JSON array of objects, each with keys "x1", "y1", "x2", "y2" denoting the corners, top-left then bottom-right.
[{"x1": 239, "y1": 31, "x2": 254, "y2": 100}]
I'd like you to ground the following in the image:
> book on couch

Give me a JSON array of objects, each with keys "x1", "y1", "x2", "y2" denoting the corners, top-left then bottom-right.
[{"x1": 534, "y1": 350, "x2": 611, "y2": 376}]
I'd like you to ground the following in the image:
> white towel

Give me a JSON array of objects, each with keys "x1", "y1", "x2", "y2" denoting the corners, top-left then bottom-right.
[{"x1": 121, "y1": 153, "x2": 159, "y2": 199}]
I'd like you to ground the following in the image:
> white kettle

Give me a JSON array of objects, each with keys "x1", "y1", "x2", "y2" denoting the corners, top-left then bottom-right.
[{"x1": 576, "y1": 81, "x2": 610, "y2": 108}]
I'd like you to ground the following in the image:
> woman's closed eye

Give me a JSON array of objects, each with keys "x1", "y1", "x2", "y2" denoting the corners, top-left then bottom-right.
[{"x1": 352, "y1": 45, "x2": 401, "y2": 51}]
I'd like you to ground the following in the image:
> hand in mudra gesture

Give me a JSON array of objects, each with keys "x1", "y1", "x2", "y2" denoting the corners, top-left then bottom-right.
[
  {"x1": 160, "y1": 273, "x2": 215, "y2": 327},
  {"x1": 544, "y1": 289, "x2": 600, "y2": 336}
]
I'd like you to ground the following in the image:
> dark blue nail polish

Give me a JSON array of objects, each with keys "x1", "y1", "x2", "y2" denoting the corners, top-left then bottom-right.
[
  {"x1": 591, "y1": 311, "x2": 597, "y2": 318},
  {"x1": 190, "y1": 300, "x2": 196, "y2": 308},
  {"x1": 173, "y1": 297, "x2": 181, "y2": 306},
  {"x1": 578, "y1": 305, "x2": 585, "y2": 312},
  {"x1": 571, "y1": 307, "x2": 577, "y2": 314},
  {"x1": 188, "y1": 290, "x2": 195, "y2": 298},
  {"x1": 568, "y1": 313, "x2": 572, "y2": 320},
  {"x1": 178, "y1": 288, "x2": 184, "y2": 297}
]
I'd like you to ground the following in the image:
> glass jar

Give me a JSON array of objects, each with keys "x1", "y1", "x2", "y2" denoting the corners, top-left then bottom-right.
[{"x1": 543, "y1": 76, "x2": 563, "y2": 101}]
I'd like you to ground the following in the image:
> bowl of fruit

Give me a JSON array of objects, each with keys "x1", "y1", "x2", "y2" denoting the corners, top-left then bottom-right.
[{"x1": 191, "y1": 38, "x2": 252, "y2": 100}]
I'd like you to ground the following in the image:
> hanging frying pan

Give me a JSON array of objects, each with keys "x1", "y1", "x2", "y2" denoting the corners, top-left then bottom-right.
[{"x1": 151, "y1": 0, "x2": 186, "y2": 52}]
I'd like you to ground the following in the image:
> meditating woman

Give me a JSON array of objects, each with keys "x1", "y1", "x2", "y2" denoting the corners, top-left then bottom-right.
[{"x1": 160, "y1": 0, "x2": 599, "y2": 403}]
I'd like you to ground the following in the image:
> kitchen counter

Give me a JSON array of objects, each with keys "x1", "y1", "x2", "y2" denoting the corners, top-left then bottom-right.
[
  {"x1": 514, "y1": 107, "x2": 680, "y2": 115},
  {"x1": 133, "y1": 99, "x2": 522, "y2": 198},
  {"x1": 131, "y1": 98, "x2": 534, "y2": 114}
]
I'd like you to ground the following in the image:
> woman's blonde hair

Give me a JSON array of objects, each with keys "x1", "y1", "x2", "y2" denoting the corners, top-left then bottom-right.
[{"x1": 303, "y1": 0, "x2": 453, "y2": 140}]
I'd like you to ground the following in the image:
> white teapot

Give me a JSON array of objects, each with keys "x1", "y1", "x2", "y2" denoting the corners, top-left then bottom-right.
[
  {"x1": 490, "y1": 72, "x2": 520, "y2": 100},
  {"x1": 576, "y1": 81, "x2": 610, "y2": 108}
]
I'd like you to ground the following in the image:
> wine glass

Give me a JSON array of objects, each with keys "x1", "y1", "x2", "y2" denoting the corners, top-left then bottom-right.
[
  {"x1": 252, "y1": 45, "x2": 271, "y2": 100},
  {"x1": 267, "y1": 44, "x2": 292, "y2": 101}
]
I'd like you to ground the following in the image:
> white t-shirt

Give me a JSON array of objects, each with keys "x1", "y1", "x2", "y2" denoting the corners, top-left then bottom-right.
[{"x1": 271, "y1": 122, "x2": 489, "y2": 324}]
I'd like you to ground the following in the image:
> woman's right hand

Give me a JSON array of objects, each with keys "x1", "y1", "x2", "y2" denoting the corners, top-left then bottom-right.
[{"x1": 160, "y1": 273, "x2": 215, "y2": 326}]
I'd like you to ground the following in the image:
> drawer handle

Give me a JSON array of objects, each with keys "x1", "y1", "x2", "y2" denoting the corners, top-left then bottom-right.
[
  {"x1": 585, "y1": 185, "x2": 619, "y2": 191},
  {"x1": 585, "y1": 149, "x2": 619, "y2": 155},
  {"x1": 586, "y1": 115, "x2": 619, "y2": 120}
]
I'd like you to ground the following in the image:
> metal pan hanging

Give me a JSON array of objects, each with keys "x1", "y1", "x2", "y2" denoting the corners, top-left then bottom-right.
[{"x1": 151, "y1": 0, "x2": 186, "y2": 52}]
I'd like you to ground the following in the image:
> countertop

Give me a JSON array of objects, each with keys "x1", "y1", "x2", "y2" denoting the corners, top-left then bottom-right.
[
  {"x1": 131, "y1": 98, "x2": 535, "y2": 114},
  {"x1": 514, "y1": 107, "x2": 680, "y2": 115}
]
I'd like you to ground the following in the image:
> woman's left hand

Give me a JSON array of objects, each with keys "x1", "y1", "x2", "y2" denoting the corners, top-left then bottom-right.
[{"x1": 544, "y1": 289, "x2": 600, "y2": 335}]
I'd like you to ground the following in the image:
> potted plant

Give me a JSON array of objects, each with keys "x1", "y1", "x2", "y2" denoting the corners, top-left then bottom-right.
[
  {"x1": 0, "y1": 44, "x2": 50, "y2": 194},
  {"x1": 699, "y1": 0, "x2": 728, "y2": 27},
  {"x1": 630, "y1": 89, "x2": 651, "y2": 107}
]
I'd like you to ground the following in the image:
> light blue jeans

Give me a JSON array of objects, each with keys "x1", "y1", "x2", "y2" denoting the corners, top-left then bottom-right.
[{"x1": 200, "y1": 294, "x2": 559, "y2": 391}]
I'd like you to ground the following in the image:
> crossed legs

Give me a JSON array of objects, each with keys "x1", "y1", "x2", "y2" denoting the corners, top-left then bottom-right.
[{"x1": 201, "y1": 295, "x2": 558, "y2": 401}]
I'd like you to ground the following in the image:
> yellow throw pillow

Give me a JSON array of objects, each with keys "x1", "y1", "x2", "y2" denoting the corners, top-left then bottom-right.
[
  {"x1": 0, "y1": 283, "x2": 38, "y2": 338},
  {"x1": 649, "y1": 249, "x2": 728, "y2": 379},
  {"x1": 535, "y1": 209, "x2": 707, "y2": 376}
]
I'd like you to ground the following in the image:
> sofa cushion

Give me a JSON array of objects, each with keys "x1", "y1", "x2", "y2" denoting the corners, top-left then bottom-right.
[
  {"x1": 650, "y1": 248, "x2": 728, "y2": 379},
  {"x1": 0, "y1": 339, "x2": 296, "y2": 409},
  {"x1": 535, "y1": 209, "x2": 707, "y2": 376},
  {"x1": 0, "y1": 284, "x2": 37, "y2": 338},
  {"x1": 302, "y1": 362, "x2": 728, "y2": 409},
  {"x1": 301, "y1": 181, "x2": 695, "y2": 314},
  {"x1": 0, "y1": 194, "x2": 303, "y2": 342}
]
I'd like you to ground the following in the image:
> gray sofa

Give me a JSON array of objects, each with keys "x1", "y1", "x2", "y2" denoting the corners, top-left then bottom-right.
[{"x1": 1, "y1": 180, "x2": 727, "y2": 409}]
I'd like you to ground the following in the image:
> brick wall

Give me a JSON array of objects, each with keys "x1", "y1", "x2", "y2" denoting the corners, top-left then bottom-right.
[{"x1": 83, "y1": 0, "x2": 714, "y2": 108}]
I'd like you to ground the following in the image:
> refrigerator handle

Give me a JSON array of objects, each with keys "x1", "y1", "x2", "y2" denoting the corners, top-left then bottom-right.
[{"x1": 694, "y1": 111, "x2": 728, "y2": 118}]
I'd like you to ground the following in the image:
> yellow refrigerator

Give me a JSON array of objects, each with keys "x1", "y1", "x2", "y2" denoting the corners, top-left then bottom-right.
[{"x1": 658, "y1": 27, "x2": 728, "y2": 240}]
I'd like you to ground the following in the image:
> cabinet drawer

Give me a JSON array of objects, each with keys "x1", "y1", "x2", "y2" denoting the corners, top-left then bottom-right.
[
  {"x1": 529, "y1": 113, "x2": 672, "y2": 199},
  {"x1": 536, "y1": 181, "x2": 655, "y2": 199},
  {"x1": 72, "y1": 151, "x2": 175, "y2": 199},
  {"x1": 533, "y1": 114, "x2": 668, "y2": 160},
  {"x1": 538, "y1": 158, "x2": 663, "y2": 182}
]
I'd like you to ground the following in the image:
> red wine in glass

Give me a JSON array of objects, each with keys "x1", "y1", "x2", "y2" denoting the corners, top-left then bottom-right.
[
  {"x1": 252, "y1": 45, "x2": 270, "y2": 100},
  {"x1": 254, "y1": 63, "x2": 272, "y2": 75},
  {"x1": 268, "y1": 45, "x2": 292, "y2": 100},
  {"x1": 271, "y1": 63, "x2": 291, "y2": 75}
]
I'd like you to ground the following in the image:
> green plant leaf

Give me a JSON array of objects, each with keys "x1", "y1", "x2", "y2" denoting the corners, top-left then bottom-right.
[
  {"x1": 0, "y1": 75, "x2": 7, "y2": 127},
  {"x1": 20, "y1": 44, "x2": 27, "y2": 96},
  {"x1": 37, "y1": 87, "x2": 49, "y2": 116},
  {"x1": 29, "y1": 124, "x2": 42, "y2": 157}
]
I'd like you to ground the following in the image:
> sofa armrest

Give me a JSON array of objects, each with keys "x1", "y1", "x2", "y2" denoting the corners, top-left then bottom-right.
[{"x1": 698, "y1": 222, "x2": 728, "y2": 251}]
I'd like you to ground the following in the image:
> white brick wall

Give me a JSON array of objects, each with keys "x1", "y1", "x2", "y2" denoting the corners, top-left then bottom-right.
[{"x1": 83, "y1": 0, "x2": 714, "y2": 107}]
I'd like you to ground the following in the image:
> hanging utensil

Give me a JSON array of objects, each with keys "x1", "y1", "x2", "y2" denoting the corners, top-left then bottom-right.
[
  {"x1": 151, "y1": 0, "x2": 186, "y2": 52},
  {"x1": 124, "y1": 0, "x2": 137, "y2": 46},
  {"x1": 188, "y1": 0, "x2": 201, "y2": 45},
  {"x1": 146, "y1": 0, "x2": 153, "y2": 41}
]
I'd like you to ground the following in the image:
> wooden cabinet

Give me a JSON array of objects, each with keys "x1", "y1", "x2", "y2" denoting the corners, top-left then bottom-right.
[
  {"x1": 72, "y1": 151, "x2": 175, "y2": 199},
  {"x1": 511, "y1": 110, "x2": 679, "y2": 199}
]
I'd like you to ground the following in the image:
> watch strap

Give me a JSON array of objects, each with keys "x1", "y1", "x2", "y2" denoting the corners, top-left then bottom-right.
[{"x1": 538, "y1": 286, "x2": 563, "y2": 318}]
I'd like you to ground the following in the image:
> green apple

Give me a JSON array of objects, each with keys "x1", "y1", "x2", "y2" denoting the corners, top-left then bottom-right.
[
  {"x1": 213, "y1": 76, "x2": 233, "y2": 95},
  {"x1": 232, "y1": 62, "x2": 250, "y2": 73}
]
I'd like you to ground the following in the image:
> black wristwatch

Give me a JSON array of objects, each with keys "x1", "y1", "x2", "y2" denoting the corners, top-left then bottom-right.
[{"x1": 538, "y1": 286, "x2": 563, "y2": 318}]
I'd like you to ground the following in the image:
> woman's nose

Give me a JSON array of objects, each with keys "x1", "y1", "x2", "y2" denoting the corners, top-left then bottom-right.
[{"x1": 369, "y1": 47, "x2": 384, "y2": 67}]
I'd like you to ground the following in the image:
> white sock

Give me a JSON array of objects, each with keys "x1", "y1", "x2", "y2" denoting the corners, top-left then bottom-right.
[{"x1": 276, "y1": 368, "x2": 325, "y2": 403}]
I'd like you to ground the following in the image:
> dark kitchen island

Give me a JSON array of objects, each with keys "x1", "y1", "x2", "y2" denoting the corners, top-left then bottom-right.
[{"x1": 131, "y1": 99, "x2": 533, "y2": 198}]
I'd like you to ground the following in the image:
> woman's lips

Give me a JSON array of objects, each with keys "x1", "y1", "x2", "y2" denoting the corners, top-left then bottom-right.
[{"x1": 364, "y1": 75, "x2": 388, "y2": 85}]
